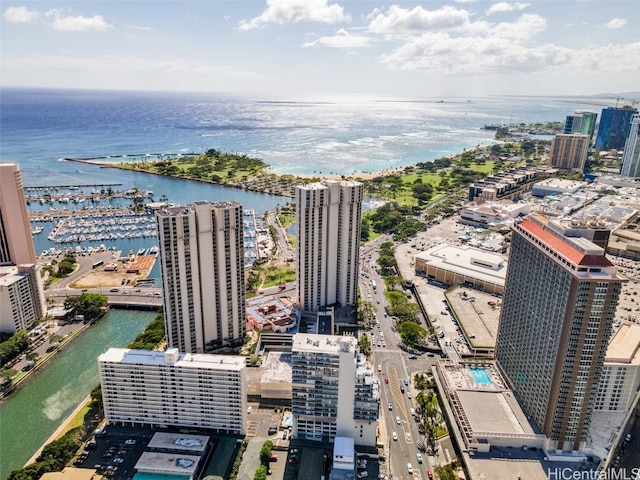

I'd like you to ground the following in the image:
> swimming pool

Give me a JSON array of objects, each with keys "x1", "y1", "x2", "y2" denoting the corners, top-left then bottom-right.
[
  {"x1": 133, "y1": 473, "x2": 190, "y2": 480},
  {"x1": 470, "y1": 367, "x2": 492, "y2": 385}
]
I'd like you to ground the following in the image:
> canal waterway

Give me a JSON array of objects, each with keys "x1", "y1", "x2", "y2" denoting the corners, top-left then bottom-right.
[{"x1": 0, "y1": 309, "x2": 157, "y2": 479}]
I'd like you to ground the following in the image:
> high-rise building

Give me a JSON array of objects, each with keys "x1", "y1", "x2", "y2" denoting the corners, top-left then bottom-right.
[
  {"x1": 98, "y1": 348, "x2": 247, "y2": 434},
  {"x1": 620, "y1": 114, "x2": 640, "y2": 177},
  {"x1": 564, "y1": 112, "x2": 598, "y2": 139},
  {"x1": 548, "y1": 134, "x2": 590, "y2": 171},
  {"x1": 595, "y1": 106, "x2": 638, "y2": 151},
  {"x1": 291, "y1": 333, "x2": 379, "y2": 446},
  {"x1": 0, "y1": 162, "x2": 37, "y2": 266},
  {"x1": 0, "y1": 162, "x2": 46, "y2": 333},
  {"x1": 156, "y1": 201, "x2": 245, "y2": 353},
  {"x1": 496, "y1": 215, "x2": 625, "y2": 452},
  {"x1": 594, "y1": 324, "x2": 640, "y2": 413},
  {"x1": 296, "y1": 180, "x2": 363, "y2": 313}
]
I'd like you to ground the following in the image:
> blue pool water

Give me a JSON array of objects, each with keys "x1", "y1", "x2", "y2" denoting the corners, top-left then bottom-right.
[
  {"x1": 470, "y1": 367, "x2": 492, "y2": 385},
  {"x1": 133, "y1": 473, "x2": 190, "y2": 480}
]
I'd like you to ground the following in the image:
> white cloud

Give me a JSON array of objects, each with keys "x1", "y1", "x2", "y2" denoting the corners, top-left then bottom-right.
[
  {"x1": 125, "y1": 24, "x2": 152, "y2": 31},
  {"x1": 487, "y1": 13, "x2": 546, "y2": 41},
  {"x1": 45, "y1": 9, "x2": 112, "y2": 32},
  {"x1": 303, "y1": 28, "x2": 372, "y2": 48},
  {"x1": 604, "y1": 18, "x2": 626, "y2": 29},
  {"x1": 3, "y1": 7, "x2": 112, "y2": 31},
  {"x1": 378, "y1": 13, "x2": 556, "y2": 74},
  {"x1": 486, "y1": 2, "x2": 530, "y2": 15},
  {"x1": 239, "y1": 0, "x2": 350, "y2": 30},
  {"x1": 380, "y1": 32, "x2": 564, "y2": 74},
  {"x1": 367, "y1": 5, "x2": 470, "y2": 34},
  {"x1": 3, "y1": 6, "x2": 40, "y2": 23}
]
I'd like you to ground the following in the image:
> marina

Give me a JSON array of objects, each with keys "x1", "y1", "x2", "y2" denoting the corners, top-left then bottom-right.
[{"x1": 28, "y1": 185, "x2": 265, "y2": 268}]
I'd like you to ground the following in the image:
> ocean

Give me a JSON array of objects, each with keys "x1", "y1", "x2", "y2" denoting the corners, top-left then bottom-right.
[{"x1": 1, "y1": 87, "x2": 617, "y2": 185}]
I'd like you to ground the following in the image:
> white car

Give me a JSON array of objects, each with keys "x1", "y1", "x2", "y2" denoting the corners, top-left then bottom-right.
[
  {"x1": 396, "y1": 416, "x2": 401, "y2": 424},
  {"x1": 416, "y1": 453, "x2": 423, "y2": 464},
  {"x1": 392, "y1": 431, "x2": 398, "y2": 441},
  {"x1": 407, "y1": 463, "x2": 413, "y2": 474}
]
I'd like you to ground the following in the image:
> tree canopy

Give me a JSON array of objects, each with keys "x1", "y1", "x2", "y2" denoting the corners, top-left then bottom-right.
[
  {"x1": 397, "y1": 321, "x2": 427, "y2": 347},
  {"x1": 63, "y1": 293, "x2": 108, "y2": 321}
]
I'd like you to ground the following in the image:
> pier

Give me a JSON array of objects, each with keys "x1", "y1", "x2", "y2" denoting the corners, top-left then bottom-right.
[{"x1": 24, "y1": 183, "x2": 122, "y2": 191}]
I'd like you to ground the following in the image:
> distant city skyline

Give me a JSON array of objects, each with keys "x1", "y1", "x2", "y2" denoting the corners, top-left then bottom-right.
[{"x1": 2, "y1": 1, "x2": 639, "y2": 98}]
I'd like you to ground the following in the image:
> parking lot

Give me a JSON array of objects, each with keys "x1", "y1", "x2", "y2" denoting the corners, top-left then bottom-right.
[{"x1": 75, "y1": 426, "x2": 154, "y2": 479}]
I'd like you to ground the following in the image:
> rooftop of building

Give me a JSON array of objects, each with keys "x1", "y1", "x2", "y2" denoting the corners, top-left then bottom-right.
[
  {"x1": 134, "y1": 451, "x2": 202, "y2": 476},
  {"x1": 292, "y1": 333, "x2": 357, "y2": 354},
  {"x1": 446, "y1": 286, "x2": 501, "y2": 349},
  {"x1": 156, "y1": 199, "x2": 241, "y2": 216},
  {"x1": 437, "y1": 360, "x2": 540, "y2": 436},
  {"x1": 605, "y1": 324, "x2": 640, "y2": 365},
  {"x1": 533, "y1": 178, "x2": 587, "y2": 191},
  {"x1": 260, "y1": 351, "x2": 292, "y2": 383},
  {"x1": 246, "y1": 294, "x2": 296, "y2": 327},
  {"x1": 98, "y1": 348, "x2": 246, "y2": 371},
  {"x1": 414, "y1": 243, "x2": 507, "y2": 286},
  {"x1": 147, "y1": 432, "x2": 210, "y2": 452},
  {"x1": 297, "y1": 179, "x2": 363, "y2": 190},
  {"x1": 518, "y1": 216, "x2": 616, "y2": 269}
]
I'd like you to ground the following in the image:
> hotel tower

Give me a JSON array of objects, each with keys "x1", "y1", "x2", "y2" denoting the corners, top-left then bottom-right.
[
  {"x1": 0, "y1": 162, "x2": 46, "y2": 333},
  {"x1": 496, "y1": 215, "x2": 625, "y2": 452},
  {"x1": 296, "y1": 180, "x2": 363, "y2": 313},
  {"x1": 156, "y1": 201, "x2": 245, "y2": 352}
]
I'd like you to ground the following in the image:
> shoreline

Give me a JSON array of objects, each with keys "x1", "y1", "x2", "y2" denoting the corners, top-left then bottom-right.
[{"x1": 24, "y1": 394, "x2": 93, "y2": 466}]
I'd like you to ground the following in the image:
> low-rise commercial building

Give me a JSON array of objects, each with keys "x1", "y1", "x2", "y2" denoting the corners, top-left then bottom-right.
[
  {"x1": 414, "y1": 244, "x2": 507, "y2": 295},
  {"x1": 98, "y1": 348, "x2": 247, "y2": 434}
]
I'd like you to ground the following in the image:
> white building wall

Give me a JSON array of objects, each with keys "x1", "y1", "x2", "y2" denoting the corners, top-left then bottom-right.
[
  {"x1": 291, "y1": 334, "x2": 377, "y2": 447},
  {"x1": 595, "y1": 363, "x2": 640, "y2": 412},
  {"x1": 157, "y1": 201, "x2": 245, "y2": 353},
  {"x1": 0, "y1": 265, "x2": 45, "y2": 333},
  {"x1": 296, "y1": 181, "x2": 362, "y2": 313},
  {"x1": 98, "y1": 348, "x2": 247, "y2": 434}
]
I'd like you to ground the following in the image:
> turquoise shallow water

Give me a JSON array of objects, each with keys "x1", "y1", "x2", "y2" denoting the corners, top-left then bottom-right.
[
  {"x1": 133, "y1": 473, "x2": 190, "y2": 480},
  {"x1": 470, "y1": 367, "x2": 492, "y2": 385}
]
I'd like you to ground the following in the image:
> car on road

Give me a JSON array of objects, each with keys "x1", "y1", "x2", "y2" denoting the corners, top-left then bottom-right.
[
  {"x1": 357, "y1": 471, "x2": 368, "y2": 478},
  {"x1": 408, "y1": 354, "x2": 417, "y2": 359},
  {"x1": 427, "y1": 470, "x2": 434, "y2": 478},
  {"x1": 268, "y1": 426, "x2": 277, "y2": 436},
  {"x1": 392, "y1": 431, "x2": 398, "y2": 441},
  {"x1": 288, "y1": 448, "x2": 300, "y2": 464},
  {"x1": 403, "y1": 379, "x2": 409, "y2": 386},
  {"x1": 388, "y1": 402, "x2": 393, "y2": 410},
  {"x1": 407, "y1": 391, "x2": 412, "y2": 399},
  {"x1": 396, "y1": 416, "x2": 401, "y2": 424},
  {"x1": 113, "y1": 458, "x2": 124, "y2": 464},
  {"x1": 407, "y1": 463, "x2": 413, "y2": 474},
  {"x1": 270, "y1": 453, "x2": 278, "y2": 462},
  {"x1": 384, "y1": 377, "x2": 389, "y2": 384},
  {"x1": 124, "y1": 439, "x2": 136, "y2": 445},
  {"x1": 416, "y1": 453, "x2": 423, "y2": 464}
]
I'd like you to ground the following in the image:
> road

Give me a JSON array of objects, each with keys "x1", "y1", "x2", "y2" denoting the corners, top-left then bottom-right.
[{"x1": 359, "y1": 235, "x2": 438, "y2": 480}]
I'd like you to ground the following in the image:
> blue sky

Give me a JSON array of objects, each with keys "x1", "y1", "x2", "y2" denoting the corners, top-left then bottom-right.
[{"x1": 2, "y1": 0, "x2": 639, "y2": 97}]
